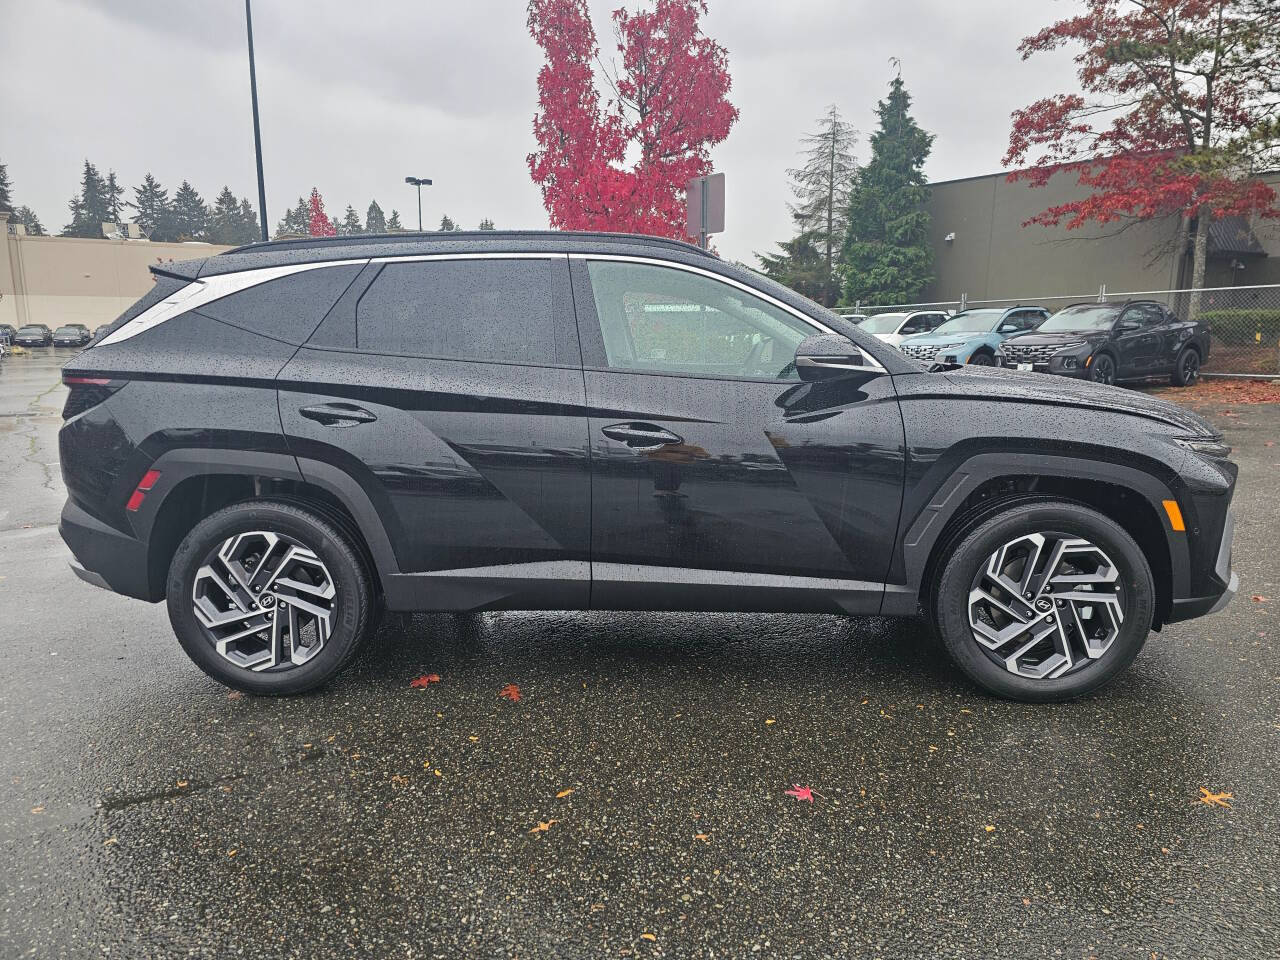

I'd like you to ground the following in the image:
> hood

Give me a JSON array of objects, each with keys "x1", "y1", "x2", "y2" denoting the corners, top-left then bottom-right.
[
  {"x1": 874, "y1": 332, "x2": 908, "y2": 347},
  {"x1": 901, "y1": 330, "x2": 985, "y2": 347},
  {"x1": 938, "y1": 365, "x2": 1217, "y2": 436},
  {"x1": 1003, "y1": 330, "x2": 1109, "y2": 347}
]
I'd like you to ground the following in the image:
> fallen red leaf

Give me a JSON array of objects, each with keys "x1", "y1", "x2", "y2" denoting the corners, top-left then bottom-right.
[
  {"x1": 1251, "y1": 596, "x2": 1269, "y2": 603},
  {"x1": 785, "y1": 784, "x2": 815, "y2": 803},
  {"x1": 409, "y1": 674, "x2": 441, "y2": 688},
  {"x1": 499, "y1": 683, "x2": 521, "y2": 702},
  {"x1": 1195, "y1": 787, "x2": 1233, "y2": 808}
]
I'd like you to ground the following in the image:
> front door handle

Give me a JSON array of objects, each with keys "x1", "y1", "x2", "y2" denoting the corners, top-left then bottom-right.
[
  {"x1": 601, "y1": 422, "x2": 683, "y2": 449},
  {"x1": 299, "y1": 403, "x2": 378, "y2": 427}
]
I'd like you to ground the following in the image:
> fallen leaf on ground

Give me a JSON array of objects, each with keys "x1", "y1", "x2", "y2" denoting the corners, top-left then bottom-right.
[
  {"x1": 556, "y1": 788, "x2": 574, "y2": 799},
  {"x1": 499, "y1": 683, "x2": 521, "y2": 702},
  {"x1": 227, "y1": 690, "x2": 243, "y2": 701},
  {"x1": 529, "y1": 819, "x2": 558, "y2": 834},
  {"x1": 176, "y1": 780, "x2": 189, "y2": 788},
  {"x1": 765, "y1": 718, "x2": 776, "y2": 725},
  {"x1": 984, "y1": 824, "x2": 996, "y2": 832},
  {"x1": 227, "y1": 849, "x2": 238, "y2": 857},
  {"x1": 1196, "y1": 787, "x2": 1233, "y2": 808},
  {"x1": 694, "y1": 833, "x2": 710, "y2": 843},
  {"x1": 104, "y1": 837, "x2": 118, "y2": 846},
  {"x1": 30, "y1": 806, "x2": 44, "y2": 814},
  {"x1": 1251, "y1": 595, "x2": 1269, "y2": 603},
  {"x1": 640, "y1": 933, "x2": 657, "y2": 942},
  {"x1": 409, "y1": 674, "x2": 440, "y2": 688},
  {"x1": 785, "y1": 784, "x2": 815, "y2": 803}
]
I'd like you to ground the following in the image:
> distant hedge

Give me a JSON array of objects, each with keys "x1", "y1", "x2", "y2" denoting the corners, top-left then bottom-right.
[{"x1": 1201, "y1": 309, "x2": 1280, "y2": 346}]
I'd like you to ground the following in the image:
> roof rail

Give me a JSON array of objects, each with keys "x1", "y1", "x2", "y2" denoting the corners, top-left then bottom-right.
[{"x1": 224, "y1": 229, "x2": 715, "y2": 258}]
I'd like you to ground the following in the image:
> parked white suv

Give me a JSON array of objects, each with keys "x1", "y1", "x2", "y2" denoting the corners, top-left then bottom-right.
[{"x1": 857, "y1": 310, "x2": 949, "y2": 347}]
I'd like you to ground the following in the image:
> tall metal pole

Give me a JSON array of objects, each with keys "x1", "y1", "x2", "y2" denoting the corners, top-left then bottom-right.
[
  {"x1": 245, "y1": 0, "x2": 269, "y2": 242},
  {"x1": 416, "y1": 184, "x2": 423, "y2": 232}
]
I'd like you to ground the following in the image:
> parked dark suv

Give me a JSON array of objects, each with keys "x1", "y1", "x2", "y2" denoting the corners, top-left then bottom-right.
[
  {"x1": 14, "y1": 323, "x2": 53, "y2": 346},
  {"x1": 52, "y1": 323, "x2": 92, "y2": 347},
  {"x1": 59, "y1": 232, "x2": 1238, "y2": 701},
  {"x1": 1000, "y1": 300, "x2": 1210, "y2": 386}
]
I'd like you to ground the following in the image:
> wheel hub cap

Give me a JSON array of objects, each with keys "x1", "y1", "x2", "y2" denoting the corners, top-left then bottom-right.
[
  {"x1": 967, "y1": 532, "x2": 1124, "y2": 680},
  {"x1": 192, "y1": 530, "x2": 336, "y2": 672}
]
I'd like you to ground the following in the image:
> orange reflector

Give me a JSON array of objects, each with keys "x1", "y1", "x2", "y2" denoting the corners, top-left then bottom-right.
[
  {"x1": 1162, "y1": 499, "x2": 1185, "y2": 531},
  {"x1": 1084, "y1": 355, "x2": 1094, "y2": 367}
]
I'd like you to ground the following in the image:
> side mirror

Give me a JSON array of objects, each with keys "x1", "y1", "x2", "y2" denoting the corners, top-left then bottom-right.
[
  {"x1": 794, "y1": 334, "x2": 873, "y2": 381},
  {"x1": 1117, "y1": 318, "x2": 1141, "y2": 333}
]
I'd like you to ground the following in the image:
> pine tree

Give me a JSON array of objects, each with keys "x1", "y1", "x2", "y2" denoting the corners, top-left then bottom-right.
[
  {"x1": 275, "y1": 196, "x2": 309, "y2": 238},
  {"x1": 62, "y1": 159, "x2": 111, "y2": 237},
  {"x1": 104, "y1": 170, "x2": 126, "y2": 224},
  {"x1": 478, "y1": 218, "x2": 495, "y2": 230},
  {"x1": 779, "y1": 106, "x2": 857, "y2": 306},
  {"x1": 14, "y1": 206, "x2": 46, "y2": 235},
  {"x1": 0, "y1": 160, "x2": 11, "y2": 209},
  {"x1": 438, "y1": 214, "x2": 457, "y2": 231},
  {"x1": 385, "y1": 209, "x2": 403, "y2": 231},
  {"x1": 365, "y1": 200, "x2": 386, "y2": 234},
  {"x1": 756, "y1": 229, "x2": 829, "y2": 304},
  {"x1": 130, "y1": 173, "x2": 173, "y2": 240},
  {"x1": 210, "y1": 186, "x2": 246, "y2": 245},
  {"x1": 340, "y1": 205, "x2": 363, "y2": 234},
  {"x1": 171, "y1": 181, "x2": 210, "y2": 241},
  {"x1": 840, "y1": 75, "x2": 934, "y2": 305},
  {"x1": 238, "y1": 198, "x2": 259, "y2": 242}
]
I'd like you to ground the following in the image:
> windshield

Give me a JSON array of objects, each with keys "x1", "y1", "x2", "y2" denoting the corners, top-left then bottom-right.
[
  {"x1": 931, "y1": 309, "x2": 1003, "y2": 336},
  {"x1": 1038, "y1": 305, "x2": 1120, "y2": 332},
  {"x1": 859, "y1": 313, "x2": 907, "y2": 333},
  {"x1": 55, "y1": 327, "x2": 78, "y2": 335},
  {"x1": 18, "y1": 326, "x2": 45, "y2": 335}
]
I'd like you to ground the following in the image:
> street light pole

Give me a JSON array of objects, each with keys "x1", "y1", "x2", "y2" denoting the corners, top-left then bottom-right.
[
  {"x1": 245, "y1": 0, "x2": 269, "y2": 242},
  {"x1": 405, "y1": 176, "x2": 432, "y2": 231}
]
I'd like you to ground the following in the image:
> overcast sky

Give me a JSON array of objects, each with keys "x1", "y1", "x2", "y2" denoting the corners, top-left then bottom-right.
[{"x1": 1, "y1": 0, "x2": 1077, "y2": 264}]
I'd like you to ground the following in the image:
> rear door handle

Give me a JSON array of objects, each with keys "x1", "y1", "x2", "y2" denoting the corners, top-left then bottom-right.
[
  {"x1": 601, "y1": 422, "x2": 683, "y2": 449},
  {"x1": 299, "y1": 403, "x2": 378, "y2": 427}
]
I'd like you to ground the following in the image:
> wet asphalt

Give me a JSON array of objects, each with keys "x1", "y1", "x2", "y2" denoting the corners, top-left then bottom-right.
[{"x1": 0, "y1": 348, "x2": 1277, "y2": 959}]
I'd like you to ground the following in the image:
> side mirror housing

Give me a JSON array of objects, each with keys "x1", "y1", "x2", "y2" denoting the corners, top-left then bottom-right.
[{"x1": 794, "y1": 334, "x2": 874, "y2": 381}]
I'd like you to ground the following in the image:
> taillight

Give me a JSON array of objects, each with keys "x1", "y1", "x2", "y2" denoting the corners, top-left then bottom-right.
[
  {"x1": 62, "y1": 376, "x2": 125, "y2": 420},
  {"x1": 125, "y1": 469, "x2": 162, "y2": 512}
]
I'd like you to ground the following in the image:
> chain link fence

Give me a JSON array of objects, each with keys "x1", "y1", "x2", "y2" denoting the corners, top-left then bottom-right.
[{"x1": 834, "y1": 283, "x2": 1280, "y2": 376}]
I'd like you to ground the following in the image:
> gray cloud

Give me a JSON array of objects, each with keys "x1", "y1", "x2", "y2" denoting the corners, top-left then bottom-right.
[{"x1": 2, "y1": 0, "x2": 1077, "y2": 264}]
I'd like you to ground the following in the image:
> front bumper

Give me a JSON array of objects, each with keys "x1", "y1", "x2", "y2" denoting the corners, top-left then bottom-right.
[{"x1": 1168, "y1": 507, "x2": 1237, "y2": 622}]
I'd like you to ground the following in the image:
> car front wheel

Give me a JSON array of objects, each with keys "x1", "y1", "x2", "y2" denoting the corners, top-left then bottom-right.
[
  {"x1": 1171, "y1": 346, "x2": 1200, "y2": 387},
  {"x1": 1089, "y1": 353, "x2": 1117, "y2": 385},
  {"x1": 931, "y1": 501, "x2": 1154, "y2": 702},
  {"x1": 167, "y1": 500, "x2": 374, "y2": 695}
]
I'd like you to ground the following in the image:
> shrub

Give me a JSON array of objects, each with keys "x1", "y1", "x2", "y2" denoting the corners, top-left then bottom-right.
[{"x1": 1200, "y1": 309, "x2": 1280, "y2": 346}]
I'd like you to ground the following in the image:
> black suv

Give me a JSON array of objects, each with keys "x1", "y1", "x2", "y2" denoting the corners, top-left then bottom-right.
[
  {"x1": 59, "y1": 232, "x2": 1238, "y2": 701},
  {"x1": 1000, "y1": 300, "x2": 1211, "y2": 386},
  {"x1": 14, "y1": 323, "x2": 53, "y2": 346},
  {"x1": 53, "y1": 324, "x2": 92, "y2": 347}
]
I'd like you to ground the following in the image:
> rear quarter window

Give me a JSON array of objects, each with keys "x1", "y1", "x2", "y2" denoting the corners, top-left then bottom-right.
[{"x1": 194, "y1": 263, "x2": 363, "y2": 345}]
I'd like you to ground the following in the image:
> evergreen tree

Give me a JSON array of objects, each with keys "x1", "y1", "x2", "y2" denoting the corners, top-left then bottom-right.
[
  {"x1": 171, "y1": 181, "x2": 210, "y2": 240},
  {"x1": 365, "y1": 200, "x2": 386, "y2": 234},
  {"x1": 385, "y1": 209, "x2": 403, "y2": 231},
  {"x1": 14, "y1": 206, "x2": 45, "y2": 235},
  {"x1": 0, "y1": 160, "x2": 11, "y2": 209},
  {"x1": 238, "y1": 198, "x2": 260, "y2": 242},
  {"x1": 840, "y1": 75, "x2": 934, "y2": 305},
  {"x1": 780, "y1": 106, "x2": 857, "y2": 306},
  {"x1": 62, "y1": 159, "x2": 111, "y2": 237},
  {"x1": 130, "y1": 173, "x2": 173, "y2": 240},
  {"x1": 438, "y1": 214, "x2": 458, "y2": 231},
  {"x1": 478, "y1": 217, "x2": 496, "y2": 230},
  {"x1": 210, "y1": 186, "x2": 255, "y2": 245},
  {"x1": 340, "y1": 205, "x2": 363, "y2": 234},
  {"x1": 756, "y1": 229, "x2": 829, "y2": 304},
  {"x1": 104, "y1": 170, "x2": 126, "y2": 224},
  {"x1": 274, "y1": 196, "x2": 309, "y2": 238}
]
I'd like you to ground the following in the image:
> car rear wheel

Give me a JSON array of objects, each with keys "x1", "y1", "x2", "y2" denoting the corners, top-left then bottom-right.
[
  {"x1": 167, "y1": 500, "x2": 374, "y2": 695},
  {"x1": 1171, "y1": 346, "x2": 1200, "y2": 387},
  {"x1": 1089, "y1": 353, "x2": 1117, "y2": 385},
  {"x1": 931, "y1": 501, "x2": 1154, "y2": 702}
]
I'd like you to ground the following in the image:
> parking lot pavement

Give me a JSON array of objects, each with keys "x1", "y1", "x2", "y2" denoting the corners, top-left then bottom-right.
[{"x1": 1, "y1": 347, "x2": 1277, "y2": 959}]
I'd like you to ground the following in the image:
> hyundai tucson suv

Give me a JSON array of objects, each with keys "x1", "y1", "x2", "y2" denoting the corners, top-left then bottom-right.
[
  {"x1": 1000, "y1": 301, "x2": 1210, "y2": 386},
  {"x1": 59, "y1": 232, "x2": 1238, "y2": 702},
  {"x1": 898, "y1": 305, "x2": 1047, "y2": 365},
  {"x1": 14, "y1": 323, "x2": 53, "y2": 346},
  {"x1": 52, "y1": 323, "x2": 92, "y2": 347},
  {"x1": 857, "y1": 310, "x2": 949, "y2": 347}
]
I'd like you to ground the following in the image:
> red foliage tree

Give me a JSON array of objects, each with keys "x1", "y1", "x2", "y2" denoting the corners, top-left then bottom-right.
[
  {"x1": 1004, "y1": 0, "x2": 1280, "y2": 312},
  {"x1": 527, "y1": 0, "x2": 737, "y2": 237},
  {"x1": 307, "y1": 187, "x2": 336, "y2": 238}
]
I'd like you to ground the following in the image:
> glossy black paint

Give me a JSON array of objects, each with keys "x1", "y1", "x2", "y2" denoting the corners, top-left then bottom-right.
[
  {"x1": 1001, "y1": 301, "x2": 1210, "y2": 382},
  {"x1": 57, "y1": 232, "x2": 1236, "y2": 628}
]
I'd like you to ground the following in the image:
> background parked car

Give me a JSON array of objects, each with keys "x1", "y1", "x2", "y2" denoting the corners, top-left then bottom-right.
[
  {"x1": 52, "y1": 324, "x2": 92, "y2": 347},
  {"x1": 13, "y1": 324, "x2": 53, "y2": 346},
  {"x1": 857, "y1": 309, "x2": 950, "y2": 347},
  {"x1": 1000, "y1": 300, "x2": 1210, "y2": 386},
  {"x1": 0, "y1": 323, "x2": 16, "y2": 345},
  {"x1": 898, "y1": 305, "x2": 1048, "y2": 365}
]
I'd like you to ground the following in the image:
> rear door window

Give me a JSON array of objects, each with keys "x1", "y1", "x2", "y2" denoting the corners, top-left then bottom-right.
[
  {"x1": 356, "y1": 258, "x2": 559, "y2": 365},
  {"x1": 196, "y1": 264, "x2": 363, "y2": 345}
]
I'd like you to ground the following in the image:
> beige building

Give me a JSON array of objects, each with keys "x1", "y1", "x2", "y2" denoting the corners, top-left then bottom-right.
[
  {"x1": 922, "y1": 169, "x2": 1280, "y2": 303},
  {"x1": 0, "y1": 211, "x2": 231, "y2": 331}
]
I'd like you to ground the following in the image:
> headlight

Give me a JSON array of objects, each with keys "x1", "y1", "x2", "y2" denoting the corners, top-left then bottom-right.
[
  {"x1": 1053, "y1": 340, "x2": 1089, "y2": 354},
  {"x1": 1175, "y1": 437, "x2": 1232, "y2": 459}
]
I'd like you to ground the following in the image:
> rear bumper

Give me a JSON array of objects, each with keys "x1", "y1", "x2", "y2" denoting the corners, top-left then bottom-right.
[{"x1": 59, "y1": 499, "x2": 156, "y2": 602}]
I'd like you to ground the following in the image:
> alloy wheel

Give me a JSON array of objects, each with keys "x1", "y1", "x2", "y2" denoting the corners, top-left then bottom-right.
[
  {"x1": 1182, "y1": 351, "x2": 1200, "y2": 385},
  {"x1": 191, "y1": 530, "x2": 337, "y2": 672},
  {"x1": 1092, "y1": 355, "x2": 1116, "y2": 385},
  {"x1": 968, "y1": 353, "x2": 995, "y2": 366},
  {"x1": 967, "y1": 531, "x2": 1125, "y2": 680}
]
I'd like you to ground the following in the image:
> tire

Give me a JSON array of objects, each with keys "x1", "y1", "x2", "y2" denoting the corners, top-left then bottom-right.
[
  {"x1": 1089, "y1": 352, "x2": 1118, "y2": 385},
  {"x1": 1171, "y1": 346, "x2": 1201, "y2": 387},
  {"x1": 967, "y1": 350, "x2": 996, "y2": 366},
  {"x1": 931, "y1": 500, "x2": 1154, "y2": 702},
  {"x1": 167, "y1": 500, "x2": 374, "y2": 695}
]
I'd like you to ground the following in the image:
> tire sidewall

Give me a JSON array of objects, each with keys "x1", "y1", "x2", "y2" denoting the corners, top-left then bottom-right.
[
  {"x1": 934, "y1": 502, "x2": 1154, "y2": 702},
  {"x1": 167, "y1": 501, "x2": 369, "y2": 695},
  {"x1": 1090, "y1": 353, "x2": 1117, "y2": 385}
]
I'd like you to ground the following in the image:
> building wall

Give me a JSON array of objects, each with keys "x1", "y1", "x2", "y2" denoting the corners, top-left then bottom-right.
[
  {"x1": 0, "y1": 219, "x2": 231, "y2": 330},
  {"x1": 921, "y1": 170, "x2": 1280, "y2": 303}
]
